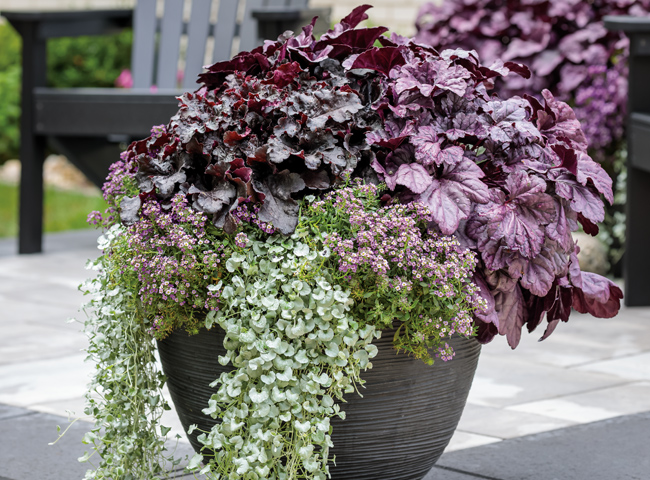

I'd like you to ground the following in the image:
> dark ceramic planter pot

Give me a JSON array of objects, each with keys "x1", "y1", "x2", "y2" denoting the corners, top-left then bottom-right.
[{"x1": 158, "y1": 326, "x2": 481, "y2": 480}]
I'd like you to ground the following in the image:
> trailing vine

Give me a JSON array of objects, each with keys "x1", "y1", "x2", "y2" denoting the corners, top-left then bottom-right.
[
  {"x1": 77, "y1": 183, "x2": 481, "y2": 479},
  {"x1": 79, "y1": 226, "x2": 178, "y2": 480}
]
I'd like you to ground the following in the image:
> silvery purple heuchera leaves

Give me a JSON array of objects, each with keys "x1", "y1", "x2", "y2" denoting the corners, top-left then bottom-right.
[
  {"x1": 414, "y1": 0, "x2": 649, "y2": 154},
  {"x1": 415, "y1": 0, "x2": 650, "y2": 274},
  {"x1": 108, "y1": 5, "x2": 622, "y2": 348}
]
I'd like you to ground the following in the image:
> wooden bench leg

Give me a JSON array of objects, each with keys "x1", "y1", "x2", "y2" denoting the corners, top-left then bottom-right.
[
  {"x1": 18, "y1": 133, "x2": 45, "y2": 254},
  {"x1": 623, "y1": 166, "x2": 650, "y2": 306},
  {"x1": 16, "y1": 21, "x2": 47, "y2": 254}
]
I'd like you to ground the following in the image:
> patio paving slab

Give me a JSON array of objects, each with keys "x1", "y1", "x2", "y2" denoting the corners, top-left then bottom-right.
[
  {"x1": 433, "y1": 411, "x2": 650, "y2": 480},
  {"x1": 0, "y1": 404, "x2": 197, "y2": 480}
]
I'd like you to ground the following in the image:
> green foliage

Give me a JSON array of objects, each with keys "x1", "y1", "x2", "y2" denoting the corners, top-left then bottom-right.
[
  {"x1": 0, "y1": 183, "x2": 107, "y2": 238},
  {"x1": 0, "y1": 21, "x2": 132, "y2": 162},
  {"x1": 80, "y1": 227, "x2": 178, "y2": 479},
  {"x1": 0, "y1": 65, "x2": 21, "y2": 163},
  {"x1": 47, "y1": 29, "x2": 133, "y2": 88},
  {"x1": 0, "y1": 20, "x2": 21, "y2": 70},
  {"x1": 198, "y1": 230, "x2": 378, "y2": 479},
  {"x1": 299, "y1": 184, "x2": 480, "y2": 364},
  {"x1": 78, "y1": 185, "x2": 480, "y2": 478}
]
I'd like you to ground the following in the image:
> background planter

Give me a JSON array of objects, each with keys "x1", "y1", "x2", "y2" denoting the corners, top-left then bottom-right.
[{"x1": 158, "y1": 326, "x2": 481, "y2": 480}]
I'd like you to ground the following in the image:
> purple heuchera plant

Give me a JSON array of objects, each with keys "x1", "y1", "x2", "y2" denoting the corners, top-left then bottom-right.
[
  {"x1": 108, "y1": 5, "x2": 622, "y2": 348},
  {"x1": 414, "y1": 0, "x2": 650, "y2": 154}
]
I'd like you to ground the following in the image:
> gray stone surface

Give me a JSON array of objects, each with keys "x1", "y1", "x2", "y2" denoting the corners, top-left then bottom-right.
[
  {"x1": 0, "y1": 229, "x2": 100, "y2": 257},
  {"x1": 425, "y1": 466, "x2": 495, "y2": 479},
  {"x1": 437, "y1": 411, "x2": 650, "y2": 480},
  {"x1": 0, "y1": 407, "x2": 91, "y2": 479},
  {"x1": 0, "y1": 405, "x2": 198, "y2": 480},
  {"x1": 0, "y1": 404, "x2": 35, "y2": 421}
]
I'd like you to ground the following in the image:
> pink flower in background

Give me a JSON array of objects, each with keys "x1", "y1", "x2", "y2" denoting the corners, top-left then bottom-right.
[
  {"x1": 115, "y1": 69, "x2": 133, "y2": 88},
  {"x1": 114, "y1": 68, "x2": 184, "y2": 90}
]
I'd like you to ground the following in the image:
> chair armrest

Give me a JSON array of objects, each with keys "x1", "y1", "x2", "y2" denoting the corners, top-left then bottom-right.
[
  {"x1": 605, "y1": 15, "x2": 650, "y2": 33},
  {"x1": 1, "y1": 9, "x2": 133, "y2": 39},
  {"x1": 250, "y1": 7, "x2": 331, "y2": 23}
]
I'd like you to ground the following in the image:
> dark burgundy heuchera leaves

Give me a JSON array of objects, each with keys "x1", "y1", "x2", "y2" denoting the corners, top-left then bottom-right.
[{"x1": 110, "y1": 5, "x2": 621, "y2": 348}]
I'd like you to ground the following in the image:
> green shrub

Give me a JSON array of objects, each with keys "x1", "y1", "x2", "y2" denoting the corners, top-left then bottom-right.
[
  {"x1": 0, "y1": 21, "x2": 132, "y2": 162},
  {"x1": 48, "y1": 29, "x2": 133, "y2": 88},
  {"x1": 0, "y1": 65, "x2": 21, "y2": 164}
]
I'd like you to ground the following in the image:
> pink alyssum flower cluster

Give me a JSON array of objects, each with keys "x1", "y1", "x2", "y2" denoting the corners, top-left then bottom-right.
[
  {"x1": 316, "y1": 185, "x2": 479, "y2": 299},
  {"x1": 231, "y1": 200, "x2": 276, "y2": 234},
  {"x1": 309, "y1": 183, "x2": 484, "y2": 362},
  {"x1": 120, "y1": 193, "x2": 226, "y2": 337}
]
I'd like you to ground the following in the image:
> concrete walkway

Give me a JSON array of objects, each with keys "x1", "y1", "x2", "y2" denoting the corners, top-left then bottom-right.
[{"x1": 1, "y1": 230, "x2": 649, "y2": 479}]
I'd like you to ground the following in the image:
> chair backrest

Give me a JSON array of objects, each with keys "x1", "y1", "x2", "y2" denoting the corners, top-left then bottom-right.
[{"x1": 130, "y1": 0, "x2": 309, "y2": 91}]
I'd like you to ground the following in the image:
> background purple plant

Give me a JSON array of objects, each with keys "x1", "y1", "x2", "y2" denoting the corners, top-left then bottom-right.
[
  {"x1": 106, "y1": 5, "x2": 622, "y2": 348},
  {"x1": 415, "y1": 0, "x2": 650, "y2": 273}
]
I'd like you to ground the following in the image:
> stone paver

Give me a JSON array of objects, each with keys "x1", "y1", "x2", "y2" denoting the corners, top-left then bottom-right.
[
  {"x1": 1, "y1": 230, "x2": 649, "y2": 477},
  {"x1": 0, "y1": 405, "x2": 197, "y2": 480},
  {"x1": 435, "y1": 411, "x2": 650, "y2": 480}
]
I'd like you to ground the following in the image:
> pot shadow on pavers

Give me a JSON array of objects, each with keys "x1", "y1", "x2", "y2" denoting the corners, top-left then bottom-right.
[
  {"x1": 425, "y1": 411, "x2": 650, "y2": 480},
  {"x1": 0, "y1": 404, "x2": 197, "y2": 480}
]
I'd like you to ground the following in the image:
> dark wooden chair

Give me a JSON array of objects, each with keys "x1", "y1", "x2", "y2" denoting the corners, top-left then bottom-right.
[
  {"x1": 2, "y1": 0, "x2": 330, "y2": 253},
  {"x1": 605, "y1": 15, "x2": 650, "y2": 306}
]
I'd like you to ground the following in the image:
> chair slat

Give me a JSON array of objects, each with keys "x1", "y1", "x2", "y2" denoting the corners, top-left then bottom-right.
[
  {"x1": 213, "y1": 0, "x2": 240, "y2": 63},
  {"x1": 131, "y1": 0, "x2": 158, "y2": 88},
  {"x1": 183, "y1": 0, "x2": 213, "y2": 89},
  {"x1": 156, "y1": 0, "x2": 185, "y2": 89},
  {"x1": 239, "y1": 0, "x2": 263, "y2": 52}
]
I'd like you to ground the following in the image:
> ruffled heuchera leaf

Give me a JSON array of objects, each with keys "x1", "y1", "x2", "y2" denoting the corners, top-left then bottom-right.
[
  {"x1": 198, "y1": 51, "x2": 271, "y2": 89},
  {"x1": 419, "y1": 158, "x2": 488, "y2": 235},
  {"x1": 337, "y1": 4, "x2": 372, "y2": 30},
  {"x1": 189, "y1": 182, "x2": 237, "y2": 215},
  {"x1": 472, "y1": 272, "x2": 499, "y2": 328},
  {"x1": 572, "y1": 272, "x2": 623, "y2": 318},
  {"x1": 576, "y1": 151, "x2": 614, "y2": 204},
  {"x1": 306, "y1": 88, "x2": 364, "y2": 130},
  {"x1": 484, "y1": 98, "x2": 542, "y2": 144},
  {"x1": 395, "y1": 163, "x2": 432, "y2": 194},
  {"x1": 469, "y1": 171, "x2": 555, "y2": 271},
  {"x1": 436, "y1": 146, "x2": 465, "y2": 167},
  {"x1": 264, "y1": 61, "x2": 303, "y2": 88},
  {"x1": 508, "y1": 247, "x2": 556, "y2": 297},
  {"x1": 551, "y1": 170, "x2": 605, "y2": 223},
  {"x1": 545, "y1": 200, "x2": 574, "y2": 253},
  {"x1": 494, "y1": 283, "x2": 526, "y2": 349},
  {"x1": 410, "y1": 126, "x2": 441, "y2": 165},
  {"x1": 351, "y1": 47, "x2": 406, "y2": 75},
  {"x1": 316, "y1": 27, "x2": 389, "y2": 54},
  {"x1": 539, "y1": 90, "x2": 588, "y2": 152},
  {"x1": 253, "y1": 171, "x2": 306, "y2": 235}
]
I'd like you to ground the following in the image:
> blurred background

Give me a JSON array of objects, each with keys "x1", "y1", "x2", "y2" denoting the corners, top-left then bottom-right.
[
  {"x1": 0, "y1": 0, "x2": 420, "y2": 242},
  {"x1": 0, "y1": 0, "x2": 645, "y2": 278},
  {"x1": 0, "y1": 1, "x2": 421, "y2": 34}
]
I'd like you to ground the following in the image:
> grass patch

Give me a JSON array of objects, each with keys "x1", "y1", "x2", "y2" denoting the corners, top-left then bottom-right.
[{"x1": 0, "y1": 182, "x2": 107, "y2": 238}]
